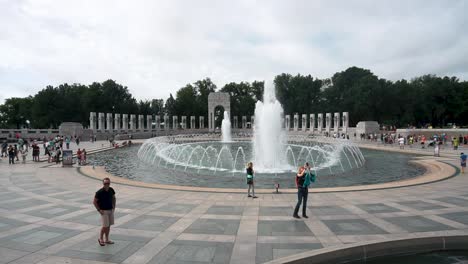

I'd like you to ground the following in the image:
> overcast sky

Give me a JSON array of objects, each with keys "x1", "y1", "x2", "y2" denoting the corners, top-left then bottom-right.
[{"x1": 0, "y1": 0, "x2": 467, "y2": 104}]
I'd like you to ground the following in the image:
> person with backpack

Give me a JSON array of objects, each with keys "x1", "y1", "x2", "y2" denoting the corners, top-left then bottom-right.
[
  {"x1": 293, "y1": 162, "x2": 314, "y2": 219},
  {"x1": 246, "y1": 162, "x2": 257, "y2": 198},
  {"x1": 461, "y1": 152, "x2": 467, "y2": 174}
]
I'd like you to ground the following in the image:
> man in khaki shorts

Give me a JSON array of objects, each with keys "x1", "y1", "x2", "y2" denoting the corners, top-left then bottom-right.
[{"x1": 93, "y1": 177, "x2": 116, "y2": 246}]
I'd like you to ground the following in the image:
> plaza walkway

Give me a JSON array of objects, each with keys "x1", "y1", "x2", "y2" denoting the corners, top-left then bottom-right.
[{"x1": 0, "y1": 141, "x2": 467, "y2": 263}]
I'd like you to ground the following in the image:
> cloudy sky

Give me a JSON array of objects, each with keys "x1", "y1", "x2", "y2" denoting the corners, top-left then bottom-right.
[{"x1": 0, "y1": 0, "x2": 467, "y2": 104}]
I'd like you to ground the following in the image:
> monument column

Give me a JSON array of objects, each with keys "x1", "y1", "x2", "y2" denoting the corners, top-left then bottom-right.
[
  {"x1": 146, "y1": 115, "x2": 152, "y2": 130},
  {"x1": 130, "y1": 114, "x2": 136, "y2": 130},
  {"x1": 138, "y1": 115, "x2": 144, "y2": 130},
  {"x1": 89, "y1": 112, "x2": 96, "y2": 130},
  {"x1": 106, "y1": 113, "x2": 113, "y2": 131},
  {"x1": 285, "y1": 115, "x2": 290, "y2": 130},
  {"x1": 325, "y1": 113, "x2": 331, "y2": 134},
  {"x1": 181, "y1": 116, "x2": 187, "y2": 129},
  {"x1": 242, "y1": 116, "x2": 247, "y2": 129},
  {"x1": 98, "y1": 113, "x2": 105, "y2": 131},
  {"x1": 164, "y1": 114, "x2": 169, "y2": 130},
  {"x1": 334, "y1": 112, "x2": 340, "y2": 133},
  {"x1": 114, "y1": 114, "x2": 120, "y2": 131},
  {"x1": 173, "y1": 116, "x2": 178, "y2": 129},
  {"x1": 342, "y1": 112, "x2": 349, "y2": 133},
  {"x1": 310, "y1": 114, "x2": 315, "y2": 132},
  {"x1": 122, "y1": 114, "x2": 128, "y2": 131},
  {"x1": 302, "y1": 114, "x2": 307, "y2": 132},
  {"x1": 293, "y1": 114, "x2": 299, "y2": 131},
  {"x1": 190, "y1": 116, "x2": 195, "y2": 129},
  {"x1": 233, "y1": 116, "x2": 238, "y2": 129},
  {"x1": 251, "y1": 115, "x2": 255, "y2": 129},
  {"x1": 155, "y1": 116, "x2": 161, "y2": 130},
  {"x1": 199, "y1": 116, "x2": 204, "y2": 129},
  {"x1": 317, "y1": 113, "x2": 323, "y2": 132}
]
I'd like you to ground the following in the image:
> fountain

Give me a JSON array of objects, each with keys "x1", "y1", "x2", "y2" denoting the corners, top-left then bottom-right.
[
  {"x1": 221, "y1": 111, "x2": 232, "y2": 142},
  {"x1": 253, "y1": 82, "x2": 288, "y2": 172}
]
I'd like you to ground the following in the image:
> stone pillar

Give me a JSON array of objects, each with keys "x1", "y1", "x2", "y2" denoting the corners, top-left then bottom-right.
[
  {"x1": 106, "y1": 113, "x2": 113, "y2": 131},
  {"x1": 293, "y1": 114, "x2": 299, "y2": 131},
  {"x1": 317, "y1": 113, "x2": 323, "y2": 132},
  {"x1": 164, "y1": 114, "x2": 169, "y2": 130},
  {"x1": 242, "y1": 116, "x2": 247, "y2": 129},
  {"x1": 190, "y1": 116, "x2": 195, "y2": 129},
  {"x1": 233, "y1": 116, "x2": 238, "y2": 129},
  {"x1": 98, "y1": 113, "x2": 105, "y2": 131},
  {"x1": 281, "y1": 116, "x2": 285, "y2": 128},
  {"x1": 138, "y1": 115, "x2": 144, "y2": 130},
  {"x1": 325, "y1": 113, "x2": 331, "y2": 134},
  {"x1": 285, "y1": 115, "x2": 290, "y2": 130},
  {"x1": 155, "y1": 116, "x2": 161, "y2": 129},
  {"x1": 173, "y1": 116, "x2": 178, "y2": 129},
  {"x1": 147, "y1": 115, "x2": 152, "y2": 130},
  {"x1": 199, "y1": 116, "x2": 204, "y2": 129},
  {"x1": 209, "y1": 110, "x2": 214, "y2": 131},
  {"x1": 302, "y1": 114, "x2": 307, "y2": 132},
  {"x1": 310, "y1": 114, "x2": 315, "y2": 132},
  {"x1": 334, "y1": 112, "x2": 340, "y2": 133},
  {"x1": 181, "y1": 116, "x2": 187, "y2": 129},
  {"x1": 251, "y1": 115, "x2": 255, "y2": 129},
  {"x1": 122, "y1": 114, "x2": 128, "y2": 131},
  {"x1": 130, "y1": 114, "x2": 136, "y2": 130},
  {"x1": 89, "y1": 112, "x2": 96, "y2": 130},
  {"x1": 114, "y1": 114, "x2": 120, "y2": 131},
  {"x1": 342, "y1": 112, "x2": 349, "y2": 133}
]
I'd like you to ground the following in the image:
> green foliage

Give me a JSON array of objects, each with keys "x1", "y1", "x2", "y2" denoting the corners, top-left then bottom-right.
[{"x1": 1, "y1": 68, "x2": 467, "y2": 129}]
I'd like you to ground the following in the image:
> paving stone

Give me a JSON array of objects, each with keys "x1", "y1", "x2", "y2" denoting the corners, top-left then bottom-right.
[
  {"x1": 155, "y1": 203, "x2": 196, "y2": 214},
  {"x1": 259, "y1": 206, "x2": 293, "y2": 216},
  {"x1": 256, "y1": 242, "x2": 322, "y2": 264},
  {"x1": 206, "y1": 205, "x2": 244, "y2": 215},
  {"x1": 384, "y1": 216, "x2": 455, "y2": 232},
  {"x1": 258, "y1": 220, "x2": 313, "y2": 236},
  {"x1": 0, "y1": 226, "x2": 80, "y2": 252},
  {"x1": 356, "y1": 203, "x2": 402, "y2": 214},
  {"x1": 55, "y1": 234, "x2": 151, "y2": 263},
  {"x1": 0, "y1": 199, "x2": 49, "y2": 210},
  {"x1": 322, "y1": 219, "x2": 389, "y2": 236},
  {"x1": 0, "y1": 246, "x2": 30, "y2": 264},
  {"x1": 27, "y1": 205, "x2": 80, "y2": 218},
  {"x1": 66, "y1": 211, "x2": 127, "y2": 226},
  {"x1": 0, "y1": 216, "x2": 29, "y2": 232},
  {"x1": 397, "y1": 200, "x2": 448, "y2": 211},
  {"x1": 147, "y1": 240, "x2": 234, "y2": 264},
  {"x1": 309, "y1": 206, "x2": 352, "y2": 215},
  {"x1": 437, "y1": 211, "x2": 468, "y2": 226},
  {"x1": 118, "y1": 200, "x2": 155, "y2": 210},
  {"x1": 118, "y1": 215, "x2": 180, "y2": 232},
  {"x1": 433, "y1": 197, "x2": 468, "y2": 207},
  {"x1": 184, "y1": 219, "x2": 240, "y2": 235}
]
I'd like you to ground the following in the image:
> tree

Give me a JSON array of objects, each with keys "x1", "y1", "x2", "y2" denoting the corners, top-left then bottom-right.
[
  {"x1": 151, "y1": 99, "x2": 164, "y2": 116},
  {"x1": 0, "y1": 97, "x2": 33, "y2": 128}
]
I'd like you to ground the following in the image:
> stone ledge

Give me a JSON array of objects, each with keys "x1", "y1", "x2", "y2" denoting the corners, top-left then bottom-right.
[{"x1": 264, "y1": 234, "x2": 468, "y2": 264}]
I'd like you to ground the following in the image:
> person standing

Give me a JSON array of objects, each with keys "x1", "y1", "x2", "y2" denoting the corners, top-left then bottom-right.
[
  {"x1": 21, "y1": 148, "x2": 28, "y2": 164},
  {"x1": 55, "y1": 147, "x2": 61, "y2": 164},
  {"x1": 434, "y1": 142, "x2": 440, "y2": 157},
  {"x1": 82, "y1": 149, "x2": 87, "y2": 165},
  {"x1": 461, "y1": 152, "x2": 467, "y2": 174},
  {"x1": 293, "y1": 164, "x2": 311, "y2": 219},
  {"x1": 246, "y1": 162, "x2": 257, "y2": 198},
  {"x1": 8, "y1": 145, "x2": 15, "y2": 164},
  {"x1": 93, "y1": 177, "x2": 116, "y2": 246},
  {"x1": 65, "y1": 137, "x2": 71, "y2": 149}
]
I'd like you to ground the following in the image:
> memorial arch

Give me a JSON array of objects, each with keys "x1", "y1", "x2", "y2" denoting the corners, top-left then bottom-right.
[{"x1": 208, "y1": 92, "x2": 230, "y2": 132}]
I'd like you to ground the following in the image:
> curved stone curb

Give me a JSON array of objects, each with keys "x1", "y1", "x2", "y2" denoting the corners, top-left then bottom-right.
[
  {"x1": 264, "y1": 234, "x2": 468, "y2": 264},
  {"x1": 77, "y1": 159, "x2": 456, "y2": 193}
]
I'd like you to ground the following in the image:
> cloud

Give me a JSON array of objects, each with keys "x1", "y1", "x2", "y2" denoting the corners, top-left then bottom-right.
[{"x1": 0, "y1": 0, "x2": 467, "y2": 104}]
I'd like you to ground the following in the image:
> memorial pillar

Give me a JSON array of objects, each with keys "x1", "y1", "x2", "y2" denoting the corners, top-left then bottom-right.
[
  {"x1": 181, "y1": 116, "x2": 187, "y2": 129},
  {"x1": 285, "y1": 115, "x2": 290, "y2": 130},
  {"x1": 310, "y1": 114, "x2": 315, "y2": 132},
  {"x1": 114, "y1": 114, "x2": 120, "y2": 131},
  {"x1": 293, "y1": 114, "x2": 299, "y2": 131},
  {"x1": 130, "y1": 114, "x2": 136, "y2": 130},
  {"x1": 242, "y1": 116, "x2": 247, "y2": 129},
  {"x1": 89, "y1": 112, "x2": 96, "y2": 130},
  {"x1": 302, "y1": 114, "x2": 307, "y2": 132},
  {"x1": 317, "y1": 113, "x2": 323, "y2": 132},
  {"x1": 146, "y1": 115, "x2": 152, "y2": 130},
  {"x1": 334, "y1": 112, "x2": 340, "y2": 133},
  {"x1": 325, "y1": 113, "x2": 331, "y2": 134},
  {"x1": 138, "y1": 115, "x2": 144, "y2": 130},
  {"x1": 106, "y1": 113, "x2": 113, "y2": 131},
  {"x1": 199, "y1": 116, "x2": 205, "y2": 129},
  {"x1": 155, "y1": 116, "x2": 161, "y2": 129},
  {"x1": 190, "y1": 116, "x2": 195, "y2": 129},
  {"x1": 98, "y1": 112, "x2": 105, "y2": 131},
  {"x1": 122, "y1": 114, "x2": 128, "y2": 131},
  {"x1": 173, "y1": 116, "x2": 178, "y2": 129},
  {"x1": 233, "y1": 116, "x2": 238, "y2": 129},
  {"x1": 251, "y1": 115, "x2": 255, "y2": 129},
  {"x1": 342, "y1": 112, "x2": 349, "y2": 133},
  {"x1": 164, "y1": 114, "x2": 169, "y2": 130}
]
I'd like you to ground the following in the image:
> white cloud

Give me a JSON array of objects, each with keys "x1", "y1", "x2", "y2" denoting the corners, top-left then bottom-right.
[{"x1": 0, "y1": 0, "x2": 467, "y2": 104}]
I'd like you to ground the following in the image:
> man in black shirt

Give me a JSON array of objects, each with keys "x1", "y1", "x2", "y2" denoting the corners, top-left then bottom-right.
[{"x1": 93, "y1": 177, "x2": 116, "y2": 246}]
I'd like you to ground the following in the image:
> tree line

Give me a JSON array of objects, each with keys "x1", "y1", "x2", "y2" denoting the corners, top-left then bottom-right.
[{"x1": 1, "y1": 67, "x2": 467, "y2": 129}]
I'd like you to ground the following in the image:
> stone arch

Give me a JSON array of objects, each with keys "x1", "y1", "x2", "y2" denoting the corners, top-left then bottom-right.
[{"x1": 208, "y1": 92, "x2": 230, "y2": 132}]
